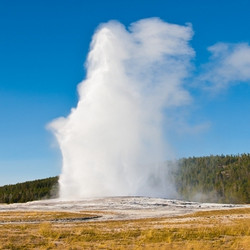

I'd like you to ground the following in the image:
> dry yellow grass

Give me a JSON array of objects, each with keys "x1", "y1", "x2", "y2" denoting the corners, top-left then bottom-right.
[{"x1": 0, "y1": 208, "x2": 249, "y2": 249}]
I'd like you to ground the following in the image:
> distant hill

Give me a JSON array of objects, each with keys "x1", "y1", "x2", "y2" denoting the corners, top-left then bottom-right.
[
  {"x1": 173, "y1": 154, "x2": 250, "y2": 204},
  {"x1": 0, "y1": 154, "x2": 249, "y2": 204},
  {"x1": 0, "y1": 176, "x2": 58, "y2": 204}
]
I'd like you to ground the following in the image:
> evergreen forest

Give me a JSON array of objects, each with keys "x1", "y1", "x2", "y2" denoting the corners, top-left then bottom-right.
[
  {"x1": 174, "y1": 154, "x2": 250, "y2": 204},
  {"x1": 0, "y1": 154, "x2": 249, "y2": 204},
  {"x1": 0, "y1": 177, "x2": 58, "y2": 204}
]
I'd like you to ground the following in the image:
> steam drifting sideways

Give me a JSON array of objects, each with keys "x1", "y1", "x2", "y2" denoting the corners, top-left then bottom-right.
[{"x1": 49, "y1": 18, "x2": 194, "y2": 199}]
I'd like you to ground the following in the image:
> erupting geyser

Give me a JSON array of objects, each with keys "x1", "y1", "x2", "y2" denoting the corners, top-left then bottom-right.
[{"x1": 49, "y1": 18, "x2": 194, "y2": 199}]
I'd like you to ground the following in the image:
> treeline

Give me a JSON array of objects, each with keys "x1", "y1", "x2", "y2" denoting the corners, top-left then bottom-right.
[
  {"x1": 174, "y1": 154, "x2": 250, "y2": 204},
  {"x1": 0, "y1": 176, "x2": 58, "y2": 204},
  {"x1": 0, "y1": 154, "x2": 249, "y2": 204}
]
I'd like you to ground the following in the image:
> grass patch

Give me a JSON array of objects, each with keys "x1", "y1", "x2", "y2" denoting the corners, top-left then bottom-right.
[{"x1": 0, "y1": 208, "x2": 249, "y2": 249}]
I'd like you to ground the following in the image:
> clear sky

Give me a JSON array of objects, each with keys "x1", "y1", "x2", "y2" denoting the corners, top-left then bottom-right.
[{"x1": 0, "y1": 0, "x2": 250, "y2": 185}]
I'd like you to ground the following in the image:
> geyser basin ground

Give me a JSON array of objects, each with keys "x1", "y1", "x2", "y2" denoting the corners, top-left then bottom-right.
[
  {"x1": 0, "y1": 197, "x2": 249, "y2": 249},
  {"x1": 0, "y1": 196, "x2": 249, "y2": 222}
]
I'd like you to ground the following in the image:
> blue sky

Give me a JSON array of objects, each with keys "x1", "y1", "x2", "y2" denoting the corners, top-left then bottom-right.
[{"x1": 0, "y1": 0, "x2": 250, "y2": 185}]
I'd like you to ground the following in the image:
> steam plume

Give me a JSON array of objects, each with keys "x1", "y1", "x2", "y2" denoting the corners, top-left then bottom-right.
[{"x1": 49, "y1": 18, "x2": 194, "y2": 199}]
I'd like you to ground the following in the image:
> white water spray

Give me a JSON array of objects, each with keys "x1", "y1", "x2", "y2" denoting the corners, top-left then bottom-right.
[{"x1": 49, "y1": 18, "x2": 194, "y2": 199}]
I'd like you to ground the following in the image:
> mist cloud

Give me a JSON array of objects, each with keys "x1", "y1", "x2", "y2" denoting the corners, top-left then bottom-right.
[{"x1": 49, "y1": 18, "x2": 194, "y2": 199}]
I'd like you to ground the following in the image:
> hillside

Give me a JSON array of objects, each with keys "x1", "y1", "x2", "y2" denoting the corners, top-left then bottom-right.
[
  {"x1": 174, "y1": 154, "x2": 250, "y2": 204},
  {"x1": 0, "y1": 177, "x2": 58, "y2": 204},
  {"x1": 0, "y1": 154, "x2": 249, "y2": 204}
]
